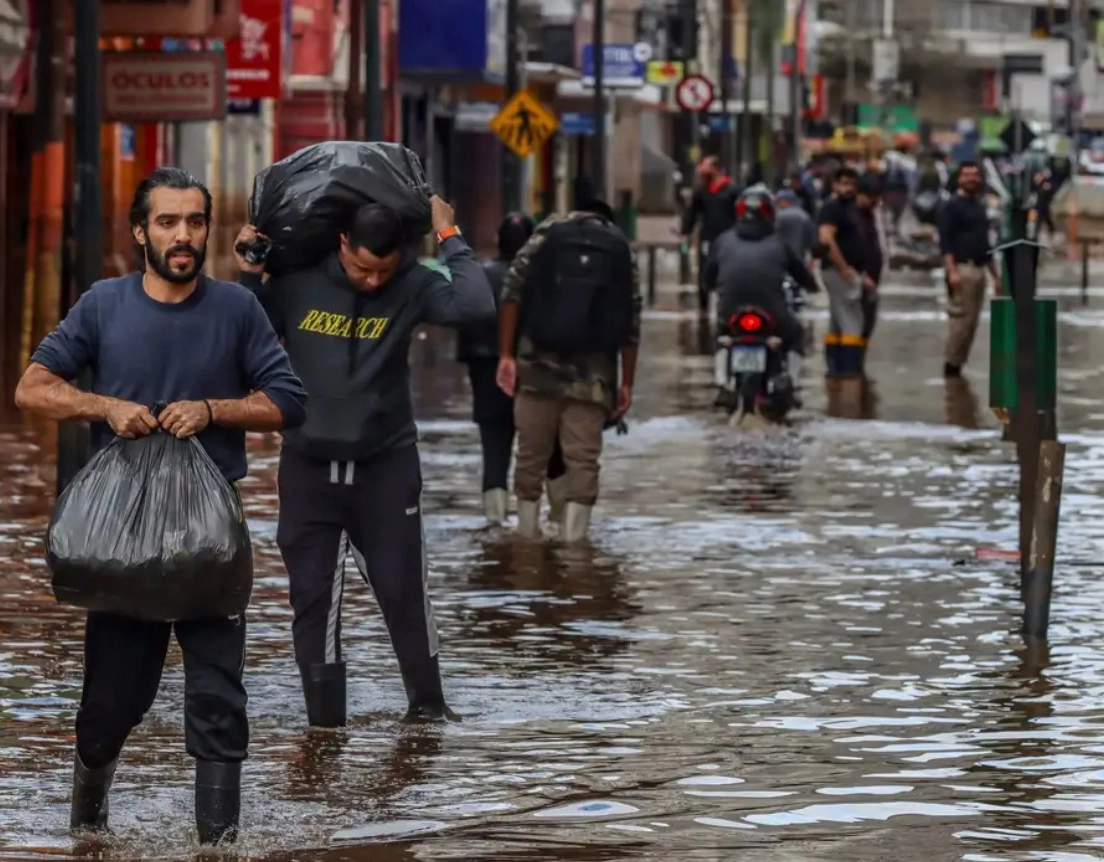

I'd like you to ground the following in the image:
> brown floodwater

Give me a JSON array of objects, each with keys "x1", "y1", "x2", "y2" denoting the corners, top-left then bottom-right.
[{"x1": 4, "y1": 282, "x2": 1104, "y2": 861}]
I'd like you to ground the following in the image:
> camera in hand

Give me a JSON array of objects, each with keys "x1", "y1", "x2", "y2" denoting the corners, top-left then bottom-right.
[{"x1": 235, "y1": 234, "x2": 271, "y2": 266}]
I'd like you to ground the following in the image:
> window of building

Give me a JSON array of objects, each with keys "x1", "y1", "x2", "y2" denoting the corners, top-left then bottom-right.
[{"x1": 968, "y1": 1, "x2": 1032, "y2": 35}]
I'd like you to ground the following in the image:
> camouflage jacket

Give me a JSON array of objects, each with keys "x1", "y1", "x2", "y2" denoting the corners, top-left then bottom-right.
[{"x1": 501, "y1": 212, "x2": 642, "y2": 413}]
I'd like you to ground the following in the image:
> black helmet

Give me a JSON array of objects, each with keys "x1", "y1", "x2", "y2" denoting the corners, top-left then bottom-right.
[
  {"x1": 498, "y1": 212, "x2": 535, "y2": 260},
  {"x1": 734, "y1": 184, "x2": 776, "y2": 238}
]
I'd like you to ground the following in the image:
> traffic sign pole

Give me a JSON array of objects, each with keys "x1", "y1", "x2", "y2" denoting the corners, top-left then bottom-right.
[
  {"x1": 502, "y1": 0, "x2": 521, "y2": 214},
  {"x1": 592, "y1": 0, "x2": 606, "y2": 203}
]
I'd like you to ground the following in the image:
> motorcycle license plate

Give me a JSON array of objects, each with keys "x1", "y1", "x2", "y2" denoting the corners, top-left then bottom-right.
[{"x1": 730, "y1": 346, "x2": 767, "y2": 373}]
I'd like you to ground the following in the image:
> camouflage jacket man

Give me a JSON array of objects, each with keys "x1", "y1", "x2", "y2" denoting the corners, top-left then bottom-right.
[{"x1": 499, "y1": 211, "x2": 643, "y2": 415}]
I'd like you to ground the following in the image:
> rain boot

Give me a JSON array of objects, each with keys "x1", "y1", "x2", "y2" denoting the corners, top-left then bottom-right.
[
  {"x1": 195, "y1": 760, "x2": 241, "y2": 845},
  {"x1": 483, "y1": 488, "x2": 508, "y2": 525},
  {"x1": 400, "y1": 654, "x2": 459, "y2": 723},
  {"x1": 824, "y1": 335, "x2": 840, "y2": 378},
  {"x1": 516, "y1": 499, "x2": 541, "y2": 539},
  {"x1": 70, "y1": 752, "x2": 116, "y2": 831},
  {"x1": 561, "y1": 502, "x2": 592, "y2": 542},
  {"x1": 300, "y1": 661, "x2": 347, "y2": 728},
  {"x1": 545, "y1": 476, "x2": 567, "y2": 524}
]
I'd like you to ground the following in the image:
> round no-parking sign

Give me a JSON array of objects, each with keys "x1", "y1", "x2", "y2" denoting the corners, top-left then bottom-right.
[{"x1": 676, "y1": 74, "x2": 714, "y2": 112}]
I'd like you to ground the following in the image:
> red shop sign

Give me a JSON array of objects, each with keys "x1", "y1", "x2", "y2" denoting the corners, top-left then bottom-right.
[{"x1": 225, "y1": 0, "x2": 283, "y2": 100}]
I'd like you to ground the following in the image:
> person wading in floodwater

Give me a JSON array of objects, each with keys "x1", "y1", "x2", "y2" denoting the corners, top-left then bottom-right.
[
  {"x1": 235, "y1": 195, "x2": 493, "y2": 730},
  {"x1": 15, "y1": 167, "x2": 306, "y2": 843},
  {"x1": 456, "y1": 212, "x2": 568, "y2": 526},
  {"x1": 937, "y1": 161, "x2": 999, "y2": 378},
  {"x1": 496, "y1": 199, "x2": 641, "y2": 541},
  {"x1": 817, "y1": 167, "x2": 869, "y2": 378},
  {"x1": 679, "y1": 156, "x2": 739, "y2": 312}
]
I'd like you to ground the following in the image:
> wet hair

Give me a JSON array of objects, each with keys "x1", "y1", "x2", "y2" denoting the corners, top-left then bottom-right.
[
  {"x1": 834, "y1": 166, "x2": 859, "y2": 183},
  {"x1": 128, "y1": 166, "x2": 212, "y2": 231},
  {"x1": 577, "y1": 198, "x2": 615, "y2": 222},
  {"x1": 498, "y1": 212, "x2": 535, "y2": 260},
  {"x1": 346, "y1": 203, "x2": 404, "y2": 256}
]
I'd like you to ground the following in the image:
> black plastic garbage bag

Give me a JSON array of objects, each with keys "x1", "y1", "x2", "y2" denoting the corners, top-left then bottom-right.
[
  {"x1": 244, "y1": 140, "x2": 433, "y2": 276},
  {"x1": 46, "y1": 434, "x2": 253, "y2": 622}
]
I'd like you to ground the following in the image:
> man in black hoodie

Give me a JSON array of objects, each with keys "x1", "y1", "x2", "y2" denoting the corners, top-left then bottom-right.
[{"x1": 236, "y1": 195, "x2": 494, "y2": 727}]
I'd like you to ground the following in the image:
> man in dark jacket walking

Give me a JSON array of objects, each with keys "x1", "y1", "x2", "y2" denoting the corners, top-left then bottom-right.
[
  {"x1": 680, "y1": 156, "x2": 739, "y2": 310},
  {"x1": 236, "y1": 195, "x2": 494, "y2": 729},
  {"x1": 855, "y1": 174, "x2": 885, "y2": 364},
  {"x1": 456, "y1": 213, "x2": 565, "y2": 525}
]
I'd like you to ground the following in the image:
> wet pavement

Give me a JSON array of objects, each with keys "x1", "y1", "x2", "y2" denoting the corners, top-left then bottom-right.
[{"x1": 4, "y1": 281, "x2": 1104, "y2": 861}]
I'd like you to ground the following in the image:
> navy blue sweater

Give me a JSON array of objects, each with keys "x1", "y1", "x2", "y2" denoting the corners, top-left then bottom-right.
[{"x1": 31, "y1": 273, "x2": 307, "y2": 481}]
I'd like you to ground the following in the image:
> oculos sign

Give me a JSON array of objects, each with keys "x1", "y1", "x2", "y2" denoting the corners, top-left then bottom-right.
[{"x1": 103, "y1": 52, "x2": 227, "y2": 123}]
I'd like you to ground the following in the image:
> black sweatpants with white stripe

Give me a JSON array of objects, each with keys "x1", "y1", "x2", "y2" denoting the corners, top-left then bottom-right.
[{"x1": 276, "y1": 444, "x2": 443, "y2": 708}]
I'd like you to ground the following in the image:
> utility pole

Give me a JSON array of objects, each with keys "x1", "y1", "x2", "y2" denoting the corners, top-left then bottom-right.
[
  {"x1": 345, "y1": 0, "x2": 363, "y2": 138},
  {"x1": 1069, "y1": 0, "x2": 1084, "y2": 249},
  {"x1": 719, "y1": 0, "x2": 734, "y2": 172},
  {"x1": 592, "y1": 0, "x2": 606, "y2": 200},
  {"x1": 738, "y1": 9, "x2": 753, "y2": 182},
  {"x1": 62, "y1": 0, "x2": 103, "y2": 493},
  {"x1": 789, "y1": 0, "x2": 808, "y2": 169},
  {"x1": 363, "y1": 0, "x2": 382, "y2": 140},
  {"x1": 502, "y1": 0, "x2": 521, "y2": 214}
]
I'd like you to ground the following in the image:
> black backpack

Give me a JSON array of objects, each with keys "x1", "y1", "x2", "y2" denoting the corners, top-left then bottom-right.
[{"x1": 522, "y1": 217, "x2": 634, "y2": 355}]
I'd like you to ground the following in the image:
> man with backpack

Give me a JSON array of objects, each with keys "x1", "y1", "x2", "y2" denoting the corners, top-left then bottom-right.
[{"x1": 495, "y1": 199, "x2": 641, "y2": 542}]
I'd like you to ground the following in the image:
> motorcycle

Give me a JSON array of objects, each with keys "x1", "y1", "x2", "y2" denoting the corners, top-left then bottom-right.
[{"x1": 713, "y1": 306, "x2": 797, "y2": 423}]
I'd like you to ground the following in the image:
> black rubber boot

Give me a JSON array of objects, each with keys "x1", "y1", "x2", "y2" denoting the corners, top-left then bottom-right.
[
  {"x1": 195, "y1": 760, "x2": 241, "y2": 845},
  {"x1": 300, "y1": 661, "x2": 347, "y2": 728},
  {"x1": 401, "y1": 655, "x2": 458, "y2": 723},
  {"x1": 70, "y1": 752, "x2": 117, "y2": 831}
]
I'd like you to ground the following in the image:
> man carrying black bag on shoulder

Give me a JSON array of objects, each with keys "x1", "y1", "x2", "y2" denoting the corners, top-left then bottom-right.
[
  {"x1": 14, "y1": 168, "x2": 307, "y2": 843},
  {"x1": 235, "y1": 194, "x2": 494, "y2": 729}
]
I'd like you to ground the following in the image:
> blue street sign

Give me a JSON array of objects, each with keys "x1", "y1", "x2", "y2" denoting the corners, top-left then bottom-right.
[
  {"x1": 119, "y1": 124, "x2": 136, "y2": 160},
  {"x1": 581, "y1": 43, "x2": 645, "y2": 87},
  {"x1": 228, "y1": 99, "x2": 262, "y2": 116},
  {"x1": 707, "y1": 115, "x2": 733, "y2": 133},
  {"x1": 560, "y1": 112, "x2": 595, "y2": 135}
]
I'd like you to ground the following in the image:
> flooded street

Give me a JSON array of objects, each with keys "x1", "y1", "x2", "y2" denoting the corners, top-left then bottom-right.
[{"x1": 6, "y1": 281, "x2": 1104, "y2": 861}]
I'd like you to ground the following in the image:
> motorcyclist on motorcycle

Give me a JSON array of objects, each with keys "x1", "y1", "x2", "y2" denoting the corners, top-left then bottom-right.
[{"x1": 705, "y1": 184, "x2": 818, "y2": 354}]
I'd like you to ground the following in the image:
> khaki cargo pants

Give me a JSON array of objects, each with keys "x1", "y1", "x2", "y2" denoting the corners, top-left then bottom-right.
[
  {"x1": 514, "y1": 391, "x2": 607, "y2": 506},
  {"x1": 945, "y1": 263, "x2": 987, "y2": 368}
]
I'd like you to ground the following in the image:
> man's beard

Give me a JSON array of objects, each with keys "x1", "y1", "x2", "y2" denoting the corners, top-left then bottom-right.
[{"x1": 146, "y1": 241, "x2": 207, "y2": 284}]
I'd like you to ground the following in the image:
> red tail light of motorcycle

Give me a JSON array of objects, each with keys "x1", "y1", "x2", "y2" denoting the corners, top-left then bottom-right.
[{"x1": 736, "y1": 313, "x2": 764, "y2": 332}]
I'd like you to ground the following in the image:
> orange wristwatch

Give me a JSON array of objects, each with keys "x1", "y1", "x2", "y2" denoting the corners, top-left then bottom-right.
[{"x1": 436, "y1": 225, "x2": 461, "y2": 244}]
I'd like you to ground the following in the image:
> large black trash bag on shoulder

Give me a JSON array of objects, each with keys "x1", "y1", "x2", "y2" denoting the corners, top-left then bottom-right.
[
  {"x1": 46, "y1": 434, "x2": 253, "y2": 622},
  {"x1": 248, "y1": 141, "x2": 432, "y2": 277}
]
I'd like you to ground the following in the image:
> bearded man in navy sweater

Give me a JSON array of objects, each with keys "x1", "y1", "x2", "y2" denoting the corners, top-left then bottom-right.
[{"x1": 15, "y1": 168, "x2": 306, "y2": 844}]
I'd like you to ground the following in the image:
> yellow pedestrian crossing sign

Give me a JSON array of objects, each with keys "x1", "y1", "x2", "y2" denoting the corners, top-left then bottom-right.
[{"x1": 491, "y1": 91, "x2": 559, "y2": 158}]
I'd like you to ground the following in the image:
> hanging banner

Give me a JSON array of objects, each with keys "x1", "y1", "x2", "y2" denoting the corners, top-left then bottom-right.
[{"x1": 225, "y1": 0, "x2": 282, "y2": 100}]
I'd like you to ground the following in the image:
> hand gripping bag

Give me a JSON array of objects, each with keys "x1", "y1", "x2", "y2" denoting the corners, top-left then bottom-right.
[
  {"x1": 46, "y1": 433, "x2": 254, "y2": 622},
  {"x1": 245, "y1": 141, "x2": 433, "y2": 277}
]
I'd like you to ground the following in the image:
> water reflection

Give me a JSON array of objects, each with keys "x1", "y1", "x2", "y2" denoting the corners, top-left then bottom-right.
[
  {"x1": 824, "y1": 375, "x2": 878, "y2": 421},
  {"x1": 458, "y1": 539, "x2": 639, "y2": 665},
  {"x1": 945, "y1": 376, "x2": 982, "y2": 430}
]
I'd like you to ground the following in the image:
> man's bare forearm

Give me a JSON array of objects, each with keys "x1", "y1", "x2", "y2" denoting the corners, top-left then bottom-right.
[
  {"x1": 14, "y1": 364, "x2": 116, "y2": 422},
  {"x1": 208, "y1": 391, "x2": 286, "y2": 432},
  {"x1": 499, "y1": 301, "x2": 520, "y2": 358},
  {"x1": 620, "y1": 345, "x2": 638, "y2": 389}
]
